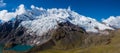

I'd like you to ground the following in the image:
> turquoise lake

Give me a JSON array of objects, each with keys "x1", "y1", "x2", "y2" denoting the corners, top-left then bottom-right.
[
  {"x1": 0, "y1": 44, "x2": 33, "y2": 53},
  {"x1": 8, "y1": 45, "x2": 33, "y2": 51}
]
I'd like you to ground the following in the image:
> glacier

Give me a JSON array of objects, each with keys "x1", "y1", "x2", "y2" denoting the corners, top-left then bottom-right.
[{"x1": 0, "y1": 4, "x2": 114, "y2": 36}]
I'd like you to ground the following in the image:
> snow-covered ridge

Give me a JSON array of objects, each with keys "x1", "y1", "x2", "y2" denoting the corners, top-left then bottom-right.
[
  {"x1": 103, "y1": 16, "x2": 120, "y2": 29},
  {"x1": 0, "y1": 4, "x2": 114, "y2": 35}
]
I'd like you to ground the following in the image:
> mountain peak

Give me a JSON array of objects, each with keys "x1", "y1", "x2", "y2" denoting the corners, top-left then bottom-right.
[
  {"x1": 103, "y1": 16, "x2": 120, "y2": 29},
  {"x1": 0, "y1": 4, "x2": 114, "y2": 33}
]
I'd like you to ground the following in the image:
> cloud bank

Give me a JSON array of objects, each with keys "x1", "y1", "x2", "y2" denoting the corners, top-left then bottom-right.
[{"x1": 0, "y1": 4, "x2": 26, "y2": 21}]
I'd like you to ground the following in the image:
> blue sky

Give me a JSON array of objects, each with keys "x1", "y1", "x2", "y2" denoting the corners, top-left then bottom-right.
[{"x1": 0, "y1": 0, "x2": 120, "y2": 21}]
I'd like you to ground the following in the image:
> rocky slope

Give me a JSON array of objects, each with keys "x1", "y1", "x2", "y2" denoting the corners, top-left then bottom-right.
[{"x1": 26, "y1": 29, "x2": 120, "y2": 53}]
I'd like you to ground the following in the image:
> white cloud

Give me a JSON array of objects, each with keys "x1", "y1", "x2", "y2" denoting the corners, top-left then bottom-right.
[
  {"x1": 0, "y1": 0, "x2": 6, "y2": 7},
  {"x1": 15, "y1": 4, "x2": 26, "y2": 15},
  {"x1": 0, "y1": 4, "x2": 26, "y2": 21},
  {"x1": 0, "y1": 10, "x2": 16, "y2": 21},
  {"x1": 31, "y1": 5, "x2": 35, "y2": 9}
]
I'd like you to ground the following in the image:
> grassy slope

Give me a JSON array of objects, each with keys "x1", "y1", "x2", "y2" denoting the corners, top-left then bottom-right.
[
  {"x1": 3, "y1": 30, "x2": 120, "y2": 53},
  {"x1": 38, "y1": 30, "x2": 120, "y2": 53}
]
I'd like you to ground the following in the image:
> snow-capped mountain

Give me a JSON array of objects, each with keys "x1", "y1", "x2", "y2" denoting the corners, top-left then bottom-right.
[
  {"x1": 0, "y1": 4, "x2": 114, "y2": 34},
  {"x1": 103, "y1": 16, "x2": 120, "y2": 29},
  {"x1": 0, "y1": 4, "x2": 116, "y2": 46}
]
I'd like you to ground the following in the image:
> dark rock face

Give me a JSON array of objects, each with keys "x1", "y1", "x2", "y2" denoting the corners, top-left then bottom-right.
[
  {"x1": 52, "y1": 22, "x2": 87, "y2": 49},
  {"x1": 27, "y1": 22, "x2": 87, "y2": 53},
  {"x1": 0, "y1": 14, "x2": 38, "y2": 45}
]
